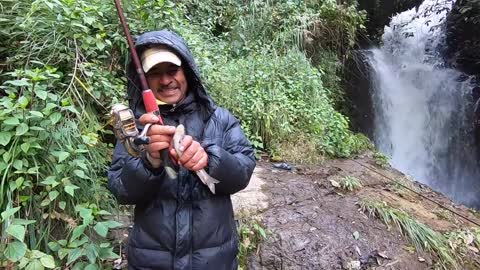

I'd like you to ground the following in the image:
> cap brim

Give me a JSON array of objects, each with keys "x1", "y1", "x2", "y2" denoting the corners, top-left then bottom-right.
[{"x1": 142, "y1": 49, "x2": 182, "y2": 73}]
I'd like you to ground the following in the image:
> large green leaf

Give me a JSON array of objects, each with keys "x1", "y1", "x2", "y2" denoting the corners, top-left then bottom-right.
[
  {"x1": 1, "y1": 206, "x2": 21, "y2": 221},
  {"x1": 85, "y1": 243, "x2": 98, "y2": 264},
  {"x1": 4, "y1": 240, "x2": 27, "y2": 262},
  {"x1": 35, "y1": 89, "x2": 48, "y2": 100},
  {"x1": 16, "y1": 123, "x2": 29, "y2": 136},
  {"x1": 0, "y1": 131, "x2": 12, "y2": 146},
  {"x1": 93, "y1": 222, "x2": 108, "y2": 238},
  {"x1": 5, "y1": 79, "x2": 30, "y2": 87},
  {"x1": 4, "y1": 117, "x2": 19, "y2": 125},
  {"x1": 58, "y1": 151, "x2": 70, "y2": 163},
  {"x1": 64, "y1": 184, "x2": 79, "y2": 197},
  {"x1": 25, "y1": 260, "x2": 44, "y2": 270},
  {"x1": 40, "y1": 255, "x2": 56, "y2": 268},
  {"x1": 105, "y1": 220, "x2": 123, "y2": 228},
  {"x1": 67, "y1": 248, "x2": 83, "y2": 265},
  {"x1": 6, "y1": 224, "x2": 25, "y2": 242},
  {"x1": 73, "y1": 169, "x2": 87, "y2": 179},
  {"x1": 70, "y1": 225, "x2": 86, "y2": 242},
  {"x1": 85, "y1": 264, "x2": 99, "y2": 270},
  {"x1": 48, "y1": 190, "x2": 59, "y2": 201}
]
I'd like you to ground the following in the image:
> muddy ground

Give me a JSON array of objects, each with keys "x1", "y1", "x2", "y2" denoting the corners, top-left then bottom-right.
[
  {"x1": 244, "y1": 156, "x2": 480, "y2": 270},
  {"x1": 110, "y1": 155, "x2": 480, "y2": 269}
]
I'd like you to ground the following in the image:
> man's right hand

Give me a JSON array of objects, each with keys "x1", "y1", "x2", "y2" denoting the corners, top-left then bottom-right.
[{"x1": 138, "y1": 113, "x2": 176, "y2": 167}]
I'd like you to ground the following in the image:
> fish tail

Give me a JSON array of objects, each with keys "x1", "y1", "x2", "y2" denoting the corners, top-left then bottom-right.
[
  {"x1": 161, "y1": 149, "x2": 178, "y2": 179},
  {"x1": 197, "y1": 170, "x2": 220, "y2": 194}
]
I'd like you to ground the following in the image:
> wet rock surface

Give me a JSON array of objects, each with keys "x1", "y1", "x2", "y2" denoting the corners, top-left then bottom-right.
[
  {"x1": 446, "y1": 0, "x2": 480, "y2": 77},
  {"x1": 357, "y1": 0, "x2": 423, "y2": 45}
]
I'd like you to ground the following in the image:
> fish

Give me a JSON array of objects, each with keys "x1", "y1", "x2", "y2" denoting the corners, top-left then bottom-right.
[{"x1": 172, "y1": 124, "x2": 220, "y2": 194}]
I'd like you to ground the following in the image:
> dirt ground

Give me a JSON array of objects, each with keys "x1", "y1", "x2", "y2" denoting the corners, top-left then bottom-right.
[{"x1": 244, "y1": 156, "x2": 480, "y2": 270}]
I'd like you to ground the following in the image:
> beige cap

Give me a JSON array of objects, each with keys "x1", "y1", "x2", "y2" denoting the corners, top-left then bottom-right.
[{"x1": 141, "y1": 46, "x2": 182, "y2": 73}]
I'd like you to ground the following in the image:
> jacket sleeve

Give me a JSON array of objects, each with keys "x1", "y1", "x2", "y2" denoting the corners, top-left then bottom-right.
[
  {"x1": 107, "y1": 141, "x2": 166, "y2": 204},
  {"x1": 202, "y1": 111, "x2": 256, "y2": 195}
]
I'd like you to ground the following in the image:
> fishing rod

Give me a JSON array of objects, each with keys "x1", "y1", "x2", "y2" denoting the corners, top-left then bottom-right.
[
  {"x1": 112, "y1": 0, "x2": 177, "y2": 179},
  {"x1": 113, "y1": 0, "x2": 160, "y2": 119}
]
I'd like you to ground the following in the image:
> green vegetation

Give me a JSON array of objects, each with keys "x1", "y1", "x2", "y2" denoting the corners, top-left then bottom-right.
[
  {"x1": 330, "y1": 175, "x2": 363, "y2": 192},
  {"x1": 360, "y1": 199, "x2": 458, "y2": 269},
  {"x1": 237, "y1": 216, "x2": 267, "y2": 270},
  {"x1": 373, "y1": 151, "x2": 390, "y2": 168},
  {"x1": 339, "y1": 175, "x2": 363, "y2": 191},
  {"x1": 0, "y1": 0, "x2": 368, "y2": 267}
]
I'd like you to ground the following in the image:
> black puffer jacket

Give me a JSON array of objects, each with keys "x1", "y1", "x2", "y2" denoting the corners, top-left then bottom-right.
[{"x1": 108, "y1": 30, "x2": 256, "y2": 270}]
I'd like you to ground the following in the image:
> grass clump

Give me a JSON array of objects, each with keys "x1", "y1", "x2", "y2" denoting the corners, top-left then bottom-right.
[
  {"x1": 331, "y1": 175, "x2": 363, "y2": 192},
  {"x1": 373, "y1": 151, "x2": 390, "y2": 168},
  {"x1": 359, "y1": 199, "x2": 458, "y2": 269}
]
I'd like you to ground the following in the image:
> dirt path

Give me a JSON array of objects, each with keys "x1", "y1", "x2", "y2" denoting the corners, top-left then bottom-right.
[{"x1": 234, "y1": 158, "x2": 480, "y2": 270}]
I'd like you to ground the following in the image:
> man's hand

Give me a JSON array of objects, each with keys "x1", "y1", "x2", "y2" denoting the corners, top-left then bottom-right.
[
  {"x1": 170, "y1": 135, "x2": 208, "y2": 171},
  {"x1": 139, "y1": 114, "x2": 176, "y2": 168}
]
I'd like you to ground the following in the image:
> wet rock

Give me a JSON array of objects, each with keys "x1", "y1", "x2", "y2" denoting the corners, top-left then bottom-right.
[
  {"x1": 357, "y1": 0, "x2": 423, "y2": 45},
  {"x1": 446, "y1": 0, "x2": 480, "y2": 76}
]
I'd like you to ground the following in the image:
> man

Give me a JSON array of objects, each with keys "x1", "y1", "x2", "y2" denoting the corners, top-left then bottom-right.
[{"x1": 107, "y1": 30, "x2": 256, "y2": 270}]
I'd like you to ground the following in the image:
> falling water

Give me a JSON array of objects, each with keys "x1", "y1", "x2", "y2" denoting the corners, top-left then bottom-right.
[{"x1": 368, "y1": 0, "x2": 480, "y2": 207}]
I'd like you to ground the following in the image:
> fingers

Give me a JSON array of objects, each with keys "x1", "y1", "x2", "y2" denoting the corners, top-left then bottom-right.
[
  {"x1": 144, "y1": 128, "x2": 175, "y2": 158},
  {"x1": 179, "y1": 139, "x2": 208, "y2": 171},
  {"x1": 147, "y1": 125, "x2": 176, "y2": 136},
  {"x1": 177, "y1": 136, "x2": 196, "y2": 164},
  {"x1": 179, "y1": 135, "x2": 193, "y2": 152},
  {"x1": 182, "y1": 150, "x2": 204, "y2": 168},
  {"x1": 191, "y1": 154, "x2": 208, "y2": 171},
  {"x1": 145, "y1": 142, "x2": 170, "y2": 158},
  {"x1": 139, "y1": 113, "x2": 161, "y2": 125}
]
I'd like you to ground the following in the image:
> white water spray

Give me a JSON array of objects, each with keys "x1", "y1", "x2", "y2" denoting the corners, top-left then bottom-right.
[{"x1": 368, "y1": 0, "x2": 480, "y2": 206}]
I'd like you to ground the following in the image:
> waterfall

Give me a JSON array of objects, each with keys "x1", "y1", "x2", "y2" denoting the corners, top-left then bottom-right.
[{"x1": 368, "y1": 0, "x2": 480, "y2": 207}]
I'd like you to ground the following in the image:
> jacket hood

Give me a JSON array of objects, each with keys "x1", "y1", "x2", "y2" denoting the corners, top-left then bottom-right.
[{"x1": 126, "y1": 30, "x2": 215, "y2": 119}]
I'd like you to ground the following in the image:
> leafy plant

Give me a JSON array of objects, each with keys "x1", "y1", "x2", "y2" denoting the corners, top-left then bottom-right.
[
  {"x1": 0, "y1": 0, "x2": 372, "y2": 267},
  {"x1": 0, "y1": 0, "x2": 183, "y2": 268},
  {"x1": 332, "y1": 175, "x2": 363, "y2": 192},
  {"x1": 373, "y1": 151, "x2": 390, "y2": 168},
  {"x1": 237, "y1": 217, "x2": 267, "y2": 270}
]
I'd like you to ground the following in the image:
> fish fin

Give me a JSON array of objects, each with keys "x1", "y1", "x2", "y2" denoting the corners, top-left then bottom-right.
[{"x1": 197, "y1": 170, "x2": 220, "y2": 194}]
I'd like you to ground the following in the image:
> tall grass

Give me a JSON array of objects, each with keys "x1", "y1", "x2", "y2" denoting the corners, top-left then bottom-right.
[{"x1": 360, "y1": 199, "x2": 458, "y2": 269}]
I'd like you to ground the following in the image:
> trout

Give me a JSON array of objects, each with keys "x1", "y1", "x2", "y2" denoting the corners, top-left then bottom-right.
[{"x1": 172, "y1": 124, "x2": 220, "y2": 194}]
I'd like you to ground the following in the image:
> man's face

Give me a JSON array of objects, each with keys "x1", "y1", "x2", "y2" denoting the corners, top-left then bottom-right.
[{"x1": 146, "y1": 62, "x2": 188, "y2": 104}]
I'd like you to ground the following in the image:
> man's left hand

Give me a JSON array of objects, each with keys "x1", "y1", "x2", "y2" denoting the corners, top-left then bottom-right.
[{"x1": 170, "y1": 135, "x2": 208, "y2": 171}]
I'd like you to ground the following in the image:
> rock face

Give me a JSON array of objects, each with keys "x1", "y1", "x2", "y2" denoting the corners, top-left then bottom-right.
[
  {"x1": 446, "y1": 0, "x2": 480, "y2": 156},
  {"x1": 357, "y1": 0, "x2": 423, "y2": 45},
  {"x1": 343, "y1": 51, "x2": 375, "y2": 139},
  {"x1": 446, "y1": 0, "x2": 480, "y2": 76}
]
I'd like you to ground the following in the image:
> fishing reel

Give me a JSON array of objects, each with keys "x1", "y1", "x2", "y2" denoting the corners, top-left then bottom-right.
[{"x1": 110, "y1": 104, "x2": 151, "y2": 157}]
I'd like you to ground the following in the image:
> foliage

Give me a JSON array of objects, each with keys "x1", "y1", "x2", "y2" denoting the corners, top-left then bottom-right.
[
  {"x1": 336, "y1": 175, "x2": 363, "y2": 192},
  {"x1": 0, "y1": 0, "x2": 183, "y2": 268},
  {"x1": 205, "y1": 49, "x2": 367, "y2": 159},
  {"x1": 445, "y1": 227, "x2": 480, "y2": 260},
  {"x1": 373, "y1": 151, "x2": 390, "y2": 168},
  {"x1": 360, "y1": 199, "x2": 458, "y2": 269},
  {"x1": 0, "y1": 0, "x2": 370, "y2": 267},
  {"x1": 237, "y1": 216, "x2": 267, "y2": 270}
]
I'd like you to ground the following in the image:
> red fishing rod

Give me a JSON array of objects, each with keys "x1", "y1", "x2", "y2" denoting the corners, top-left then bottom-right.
[
  {"x1": 113, "y1": 0, "x2": 162, "y2": 120},
  {"x1": 113, "y1": 0, "x2": 177, "y2": 178}
]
